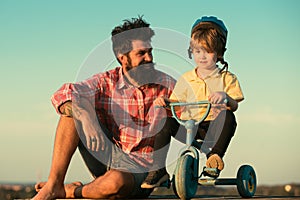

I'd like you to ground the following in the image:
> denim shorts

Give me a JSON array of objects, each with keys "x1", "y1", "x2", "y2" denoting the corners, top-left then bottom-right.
[{"x1": 78, "y1": 139, "x2": 153, "y2": 198}]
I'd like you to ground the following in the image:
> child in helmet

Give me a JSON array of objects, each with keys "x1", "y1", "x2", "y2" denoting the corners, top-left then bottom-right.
[{"x1": 141, "y1": 16, "x2": 244, "y2": 189}]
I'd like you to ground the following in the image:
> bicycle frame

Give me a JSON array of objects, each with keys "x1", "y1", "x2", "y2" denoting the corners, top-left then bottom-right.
[{"x1": 169, "y1": 100, "x2": 211, "y2": 146}]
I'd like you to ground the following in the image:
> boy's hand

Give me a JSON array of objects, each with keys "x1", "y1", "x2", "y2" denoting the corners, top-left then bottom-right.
[
  {"x1": 208, "y1": 91, "x2": 238, "y2": 112},
  {"x1": 154, "y1": 97, "x2": 169, "y2": 107},
  {"x1": 208, "y1": 91, "x2": 227, "y2": 104},
  {"x1": 208, "y1": 92, "x2": 227, "y2": 118}
]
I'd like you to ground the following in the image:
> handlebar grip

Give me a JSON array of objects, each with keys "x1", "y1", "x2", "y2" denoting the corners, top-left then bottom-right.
[
  {"x1": 154, "y1": 99, "x2": 171, "y2": 109},
  {"x1": 165, "y1": 99, "x2": 170, "y2": 107}
]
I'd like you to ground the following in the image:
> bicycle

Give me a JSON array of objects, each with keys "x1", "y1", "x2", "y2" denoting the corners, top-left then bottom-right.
[{"x1": 161, "y1": 100, "x2": 256, "y2": 199}]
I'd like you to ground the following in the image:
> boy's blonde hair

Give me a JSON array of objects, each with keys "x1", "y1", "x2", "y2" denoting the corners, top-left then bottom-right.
[{"x1": 189, "y1": 20, "x2": 228, "y2": 72}]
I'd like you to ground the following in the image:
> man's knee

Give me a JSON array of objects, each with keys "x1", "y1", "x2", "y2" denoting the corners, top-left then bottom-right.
[{"x1": 103, "y1": 170, "x2": 134, "y2": 197}]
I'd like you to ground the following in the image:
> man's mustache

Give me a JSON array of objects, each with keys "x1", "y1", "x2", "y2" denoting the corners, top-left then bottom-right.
[
  {"x1": 139, "y1": 61, "x2": 154, "y2": 67},
  {"x1": 138, "y1": 63, "x2": 155, "y2": 71},
  {"x1": 126, "y1": 62, "x2": 155, "y2": 72}
]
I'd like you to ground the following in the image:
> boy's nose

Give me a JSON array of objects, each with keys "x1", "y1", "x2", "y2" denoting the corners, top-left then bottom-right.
[{"x1": 200, "y1": 52, "x2": 207, "y2": 59}]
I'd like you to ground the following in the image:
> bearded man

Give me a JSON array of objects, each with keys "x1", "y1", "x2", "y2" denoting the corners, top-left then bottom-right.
[{"x1": 32, "y1": 16, "x2": 175, "y2": 200}]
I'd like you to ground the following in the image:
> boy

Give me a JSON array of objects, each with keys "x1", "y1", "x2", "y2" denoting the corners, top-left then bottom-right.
[{"x1": 141, "y1": 16, "x2": 244, "y2": 189}]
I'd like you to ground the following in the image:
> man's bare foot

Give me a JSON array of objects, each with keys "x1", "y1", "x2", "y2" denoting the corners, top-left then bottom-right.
[
  {"x1": 33, "y1": 181, "x2": 83, "y2": 199},
  {"x1": 31, "y1": 181, "x2": 65, "y2": 200},
  {"x1": 34, "y1": 182, "x2": 46, "y2": 192}
]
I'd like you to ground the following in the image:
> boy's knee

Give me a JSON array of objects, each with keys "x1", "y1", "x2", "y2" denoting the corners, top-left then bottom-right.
[
  {"x1": 220, "y1": 110, "x2": 236, "y2": 126},
  {"x1": 223, "y1": 110, "x2": 237, "y2": 136}
]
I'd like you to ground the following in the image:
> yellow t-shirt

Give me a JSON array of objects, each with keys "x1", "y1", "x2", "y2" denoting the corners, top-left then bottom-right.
[{"x1": 170, "y1": 67, "x2": 244, "y2": 121}]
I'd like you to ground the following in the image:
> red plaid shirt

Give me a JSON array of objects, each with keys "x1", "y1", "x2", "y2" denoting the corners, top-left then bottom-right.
[{"x1": 51, "y1": 67, "x2": 175, "y2": 167}]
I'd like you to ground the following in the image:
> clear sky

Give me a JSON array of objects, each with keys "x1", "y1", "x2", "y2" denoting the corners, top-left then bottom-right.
[{"x1": 1, "y1": 0, "x2": 300, "y2": 186}]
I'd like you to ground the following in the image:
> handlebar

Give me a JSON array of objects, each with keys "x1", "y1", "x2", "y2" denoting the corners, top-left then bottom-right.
[{"x1": 168, "y1": 101, "x2": 211, "y2": 126}]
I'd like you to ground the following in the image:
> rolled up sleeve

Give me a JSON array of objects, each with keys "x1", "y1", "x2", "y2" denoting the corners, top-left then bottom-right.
[{"x1": 51, "y1": 76, "x2": 100, "y2": 115}]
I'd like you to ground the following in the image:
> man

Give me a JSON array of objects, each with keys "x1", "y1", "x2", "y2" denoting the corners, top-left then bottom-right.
[{"x1": 32, "y1": 16, "x2": 175, "y2": 200}]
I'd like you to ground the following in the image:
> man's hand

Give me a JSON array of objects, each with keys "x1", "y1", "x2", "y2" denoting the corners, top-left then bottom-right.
[
  {"x1": 79, "y1": 109, "x2": 105, "y2": 151},
  {"x1": 60, "y1": 100, "x2": 105, "y2": 151}
]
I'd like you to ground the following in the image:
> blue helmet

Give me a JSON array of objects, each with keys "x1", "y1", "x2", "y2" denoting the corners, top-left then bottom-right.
[{"x1": 191, "y1": 16, "x2": 228, "y2": 38}]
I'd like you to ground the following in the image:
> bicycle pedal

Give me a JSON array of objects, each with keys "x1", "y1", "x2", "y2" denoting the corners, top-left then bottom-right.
[{"x1": 203, "y1": 167, "x2": 220, "y2": 178}]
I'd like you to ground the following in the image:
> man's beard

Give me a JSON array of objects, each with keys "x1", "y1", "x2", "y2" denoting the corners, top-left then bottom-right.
[{"x1": 125, "y1": 62, "x2": 156, "y2": 86}]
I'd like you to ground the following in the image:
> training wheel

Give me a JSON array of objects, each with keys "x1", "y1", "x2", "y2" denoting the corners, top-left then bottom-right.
[{"x1": 236, "y1": 165, "x2": 257, "y2": 198}]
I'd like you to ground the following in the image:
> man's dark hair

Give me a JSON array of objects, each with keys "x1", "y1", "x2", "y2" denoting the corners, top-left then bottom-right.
[{"x1": 111, "y1": 16, "x2": 155, "y2": 59}]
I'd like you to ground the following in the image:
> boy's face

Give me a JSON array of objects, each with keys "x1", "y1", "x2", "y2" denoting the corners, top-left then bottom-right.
[{"x1": 192, "y1": 46, "x2": 217, "y2": 70}]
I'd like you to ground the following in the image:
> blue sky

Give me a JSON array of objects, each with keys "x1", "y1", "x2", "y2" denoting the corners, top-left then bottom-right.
[{"x1": 0, "y1": 0, "x2": 300, "y2": 186}]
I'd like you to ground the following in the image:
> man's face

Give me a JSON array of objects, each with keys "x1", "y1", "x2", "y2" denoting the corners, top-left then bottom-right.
[{"x1": 122, "y1": 40, "x2": 156, "y2": 86}]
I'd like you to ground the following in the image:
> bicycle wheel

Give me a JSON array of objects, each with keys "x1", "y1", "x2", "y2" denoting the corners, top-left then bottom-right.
[
  {"x1": 236, "y1": 165, "x2": 257, "y2": 198},
  {"x1": 173, "y1": 153, "x2": 198, "y2": 200}
]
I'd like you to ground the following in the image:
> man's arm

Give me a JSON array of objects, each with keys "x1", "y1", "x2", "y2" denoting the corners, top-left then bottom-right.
[
  {"x1": 58, "y1": 99, "x2": 105, "y2": 152},
  {"x1": 59, "y1": 101, "x2": 76, "y2": 117}
]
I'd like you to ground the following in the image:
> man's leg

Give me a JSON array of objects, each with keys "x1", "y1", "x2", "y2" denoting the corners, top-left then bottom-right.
[
  {"x1": 35, "y1": 169, "x2": 136, "y2": 199},
  {"x1": 32, "y1": 116, "x2": 79, "y2": 200},
  {"x1": 33, "y1": 116, "x2": 138, "y2": 199},
  {"x1": 73, "y1": 169, "x2": 135, "y2": 199},
  {"x1": 34, "y1": 116, "x2": 137, "y2": 199},
  {"x1": 141, "y1": 117, "x2": 182, "y2": 188},
  {"x1": 75, "y1": 135, "x2": 137, "y2": 199}
]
